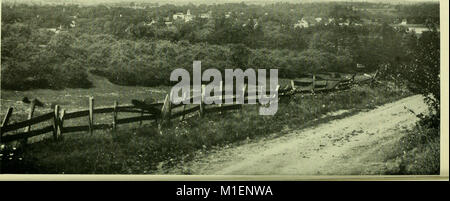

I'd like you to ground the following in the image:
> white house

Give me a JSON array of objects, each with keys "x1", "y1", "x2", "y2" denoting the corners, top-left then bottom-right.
[
  {"x1": 173, "y1": 12, "x2": 185, "y2": 20},
  {"x1": 315, "y1": 17, "x2": 323, "y2": 23},
  {"x1": 294, "y1": 18, "x2": 309, "y2": 28},
  {"x1": 173, "y1": 10, "x2": 194, "y2": 22},
  {"x1": 400, "y1": 19, "x2": 407, "y2": 25}
]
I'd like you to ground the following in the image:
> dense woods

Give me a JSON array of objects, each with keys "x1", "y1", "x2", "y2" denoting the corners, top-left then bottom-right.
[{"x1": 1, "y1": 2, "x2": 440, "y2": 90}]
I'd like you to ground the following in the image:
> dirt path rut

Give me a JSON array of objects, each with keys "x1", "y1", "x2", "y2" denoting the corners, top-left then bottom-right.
[{"x1": 165, "y1": 95, "x2": 428, "y2": 175}]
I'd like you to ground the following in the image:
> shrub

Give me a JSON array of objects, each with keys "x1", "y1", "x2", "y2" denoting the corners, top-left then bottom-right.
[
  {"x1": 389, "y1": 118, "x2": 440, "y2": 175},
  {"x1": 1, "y1": 28, "x2": 92, "y2": 90}
]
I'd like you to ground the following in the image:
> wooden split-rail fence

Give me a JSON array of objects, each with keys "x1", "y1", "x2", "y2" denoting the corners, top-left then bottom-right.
[
  {"x1": 0, "y1": 73, "x2": 373, "y2": 146},
  {"x1": 0, "y1": 82, "x2": 283, "y2": 145}
]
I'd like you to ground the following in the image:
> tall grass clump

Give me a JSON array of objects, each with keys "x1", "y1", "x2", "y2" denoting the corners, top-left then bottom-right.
[{"x1": 386, "y1": 115, "x2": 440, "y2": 175}]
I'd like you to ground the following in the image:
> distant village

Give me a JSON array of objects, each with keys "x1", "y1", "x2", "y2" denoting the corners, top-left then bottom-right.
[{"x1": 31, "y1": 2, "x2": 433, "y2": 38}]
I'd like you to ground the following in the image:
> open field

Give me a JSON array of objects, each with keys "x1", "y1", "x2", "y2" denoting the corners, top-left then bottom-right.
[{"x1": 0, "y1": 74, "x2": 171, "y2": 144}]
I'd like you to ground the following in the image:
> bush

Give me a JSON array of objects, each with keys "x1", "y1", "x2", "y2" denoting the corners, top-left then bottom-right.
[
  {"x1": 389, "y1": 118, "x2": 440, "y2": 175},
  {"x1": 1, "y1": 28, "x2": 92, "y2": 90}
]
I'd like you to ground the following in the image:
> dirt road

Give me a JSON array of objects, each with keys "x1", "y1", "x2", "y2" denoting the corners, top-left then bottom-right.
[{"x1": 163, "y1": 95, "x2": 428, "y2": 175}]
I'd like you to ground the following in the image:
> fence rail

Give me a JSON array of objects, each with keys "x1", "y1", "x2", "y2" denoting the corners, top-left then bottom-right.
[{"x1": 0, "y1": 75, "x2": 374, "y2": 145}]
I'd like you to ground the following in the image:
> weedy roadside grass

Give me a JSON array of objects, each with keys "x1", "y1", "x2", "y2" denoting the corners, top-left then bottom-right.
[
  {"x1": 384, "y1": 115, "x2": 440, "y2": 175},
  {"x1": 0, "y1": 83, "x2": 411, "y2": 174}
]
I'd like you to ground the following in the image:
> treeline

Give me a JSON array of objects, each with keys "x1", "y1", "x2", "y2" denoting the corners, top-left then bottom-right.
[
  {"x1": 1, "y1": 2, "x2": 439, "y2": 89},
  {"x1": 395, "y1": 3, "x2": 440, "y2": 25},
  {"x1": 2, "y1": 27, "x2": 410, "y2": 88},
  {"x1": 74, "y1": 35, "x2": 360, "y2": 86}
]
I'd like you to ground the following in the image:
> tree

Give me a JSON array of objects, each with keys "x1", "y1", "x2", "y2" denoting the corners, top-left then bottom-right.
[
  {"x1": 230, "y1": 43, "x2": 250, "y2": 69},
  {"x1": 402, "y1": 30, "x2": 440, "y2": 116}
]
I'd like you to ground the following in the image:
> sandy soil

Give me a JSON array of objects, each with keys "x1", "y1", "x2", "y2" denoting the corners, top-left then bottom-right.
[{"x1": 162, "y1": 95, "x2": 427, "y2": 175}]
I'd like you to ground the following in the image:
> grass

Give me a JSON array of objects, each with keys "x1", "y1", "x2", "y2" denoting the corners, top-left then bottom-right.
[
  {"x1": 0, "y1": 82, "x2": 411, "y2": 174},
  {"x1": 383, "y1": 114, "x2": 440, "y2": 175},
  {"x1": 0, "y1": 73, "x2": 170, "y2": 121},
  {"x1": 0, "y1": 73, "x2": 171, "y2": 144}
]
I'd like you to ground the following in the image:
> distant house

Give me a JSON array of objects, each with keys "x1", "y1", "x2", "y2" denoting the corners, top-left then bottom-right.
[
  {"x1": 173, "y1": 10, "x2": 193, "y2": 22},
  {"x1": 325, "y1": 18, "x2": 335, "y2": 26},
  {"x1": 173, "y1": 12, "x2": 185, "y2": 20},
  {"x1": 403, "y1": 25, "x2": 431, "y2": 35},
  {"x1": 400, "y1": 19, "x2": 407, "y2": 25},
  {"x1": 46, "y1": 25, "x2": 64, "y2": 34},
  {"x1": 294, "y1": 18, "x2": 309, "y2": 28},
  {"x1": 391, "y1": 19, "x2": 430, "y2": 36},
  {"x1": 338, "y1": 19, "x2": 351, "y2": 26},
  {"x1": 315, "y1": 17, "x2": 323, "y2": 23}
]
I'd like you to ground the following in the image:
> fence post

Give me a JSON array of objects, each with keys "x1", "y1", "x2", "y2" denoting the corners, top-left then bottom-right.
[
  {"x1": 57, "y1": 109, "x2": 65, "y2": 139},
  {"x1": 370, "y1": 69, "x2": 379, "y2": 87},
  {"x1": 312, "y1": 73, "x2": 316, "y2": 94},
  {"x1": 168, "y1": 92, "x2": 172, "y2": 121},
  {"x1": 180, "y1": 91, "x2": 187, "y2": 121},
  {"x1": 53, "y1": 105, "x2": 59, "y2": 141},
  {"x1": 199, "y1": 84, "x2": 205, "y2": 117},
  {"x1": 139, "y1": 99, "x2": 144, "y2": 126},
  {"x1": 22, "y1": 99, "x2": 37, "y2": 145},
  {"x1": 290, "y1": 80, "x2": 296, "y2": 91},
  {"x1": 159, "y1": 93, "x2": 171, "y2": 128},
  {"x1": 275, "y1": 85, "x2": 280, "y2": 98},
  {"x1": 89, "y1": 97, "x2": 94, "y2": 135},
  {"x1": 1, "y1": 107, "x2": 13, "y2": 144},
  {"x1": 219, "y1": 81, "x2": 223, "y2": 114},
  {"x1": 241, "y1": 84, "x2": 247, "y2": 111},
  {"x1": 112, "y1": 101, "x2": 118, "y2": 131},
  {"x1": 25, "y1": 100, "x2": 37, "y2": 132}
]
